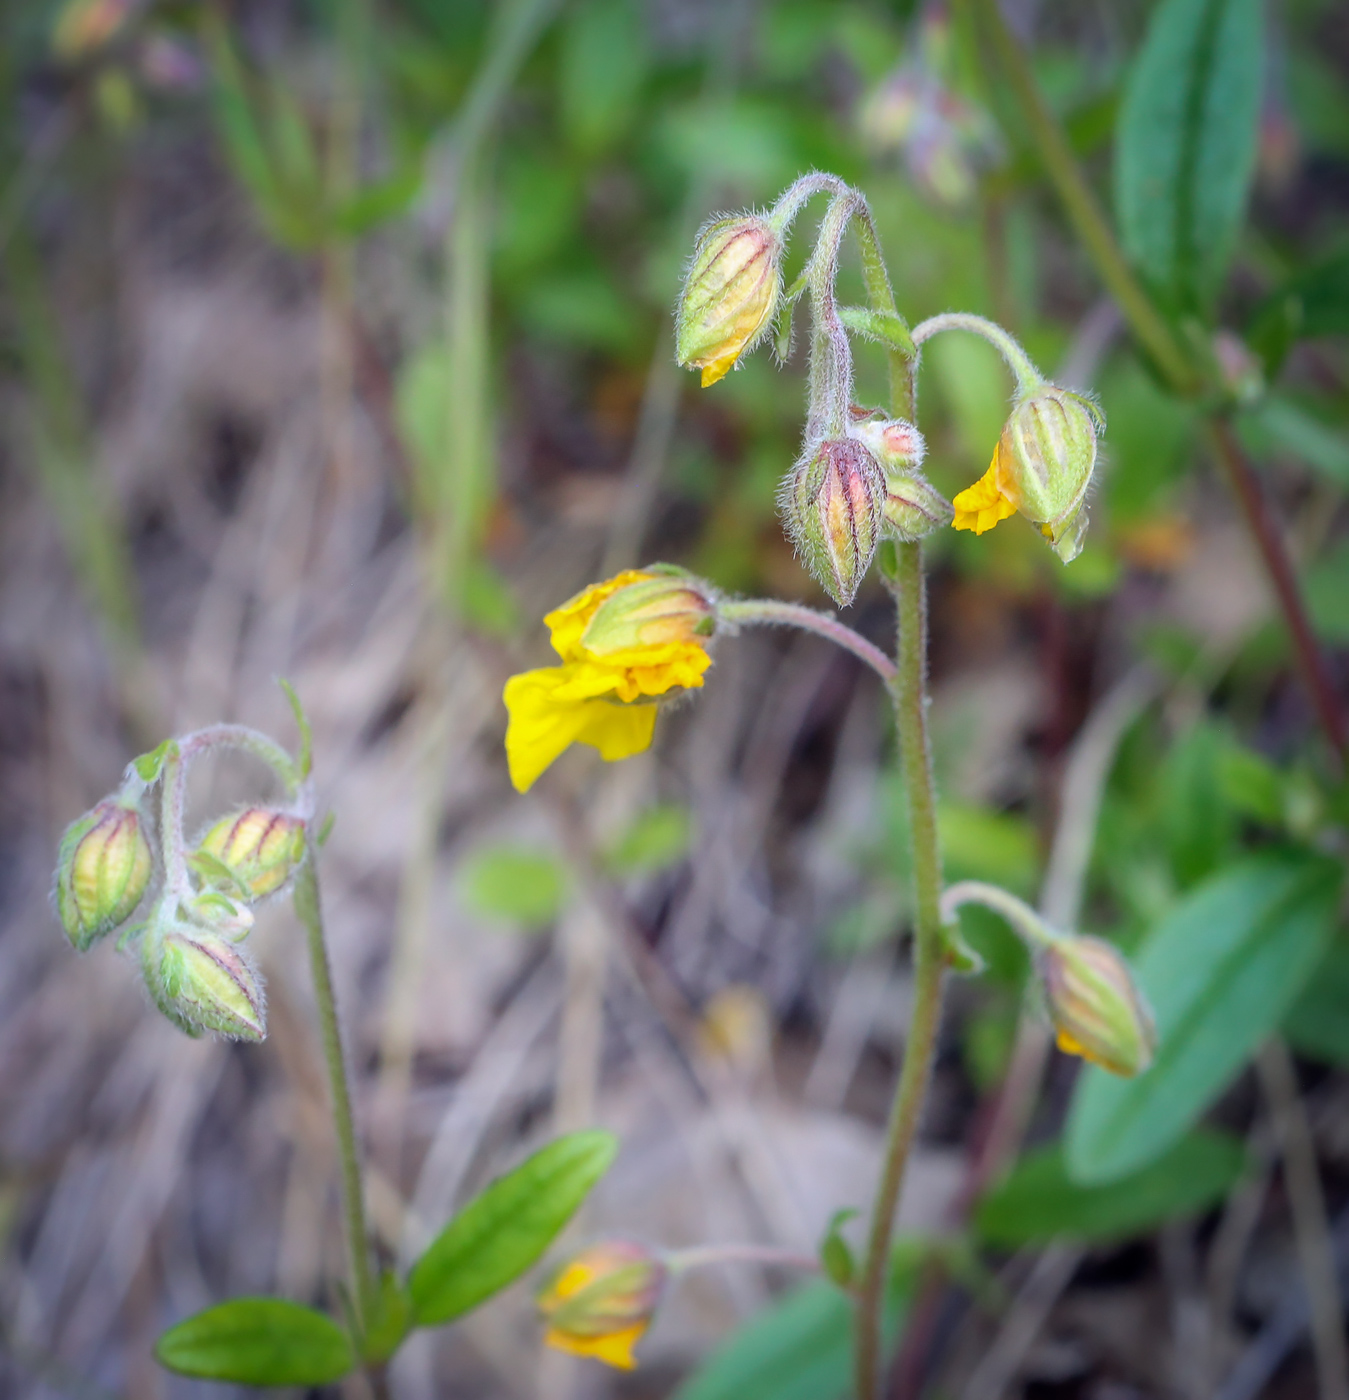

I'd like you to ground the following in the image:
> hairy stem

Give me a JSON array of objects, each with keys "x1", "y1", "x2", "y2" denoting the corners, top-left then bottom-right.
[
  {"x1": 294, "y1": 847, "x2": 376, "y2": 1340},
  {"x1": 855, "y1": 540, "x2": 946, "y2": 1400},
  {"x1": 940, "y1": 879, "x2": 1060, "y2": 951},
  {"x1": 719, "y1": 598, "x2": 897, "y2": 683},
  {"x1": 910, "y1": 312, "x2": 1044, "y2": 393}
]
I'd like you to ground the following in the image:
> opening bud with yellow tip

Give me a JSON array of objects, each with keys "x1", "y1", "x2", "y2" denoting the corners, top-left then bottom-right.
[
  {"x1": 141, "y1": 921, "x2": 266, "y2": 1041},
  {"x1": 676, "y1": 215, "x2": 782, "y2": 387},
  {"x1": 537, "y1": 1239, "x2": 667, "y2": 1371},
  {"x1": 783, "y1": 436, "x2": 885, "y2": 606},
  {"x1": 578, "y1": 566, "x2": 718, "y2": 656},
  {"x1": 1042, "y1": 935, "x2": 1156, "y2": 1078},
  {"x1": 55, "y1": 799, "x2": 153, "y2": 951},
  {"x1": 952, "y1": 385, "x2": 1103, "y2": 562},
  {"x1": 196, "y1": 808, "x2": 306, "y2": 900}
]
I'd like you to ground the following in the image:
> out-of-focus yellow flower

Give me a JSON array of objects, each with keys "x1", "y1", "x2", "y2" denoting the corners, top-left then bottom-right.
[
  {"x1": 504, "y1": 570, "x2": 715, "y2": 793},
  {"x1": 538, "y1": 1240, "x2": 666, "y2": 1371}
]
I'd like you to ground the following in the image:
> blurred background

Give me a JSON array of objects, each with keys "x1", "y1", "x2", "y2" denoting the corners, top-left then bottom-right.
[{"x1": 2, "y1": 0, "x2": 1349, "y2": 1396}]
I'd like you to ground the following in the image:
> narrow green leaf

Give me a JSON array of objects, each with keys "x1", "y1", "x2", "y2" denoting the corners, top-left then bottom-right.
[
  {"x1": 1067, "y1": 853, "x2": 1341, "y2": 1184},
  {"x1": 362, "y1": 1271, "x2": 414, "y2": 1365},
  {"x1": 1283, "y1": 941, "x2": 1349, "y2": 1068},
  {"x1": 132, "y1": 738, "x2": 173, "y2": 783},
  {"x1": 278, "y1": 677, "x2": 311, "y2": 780},
  {"x1": 155, "y1": 1298, "x2": 353, "y2": 1385},
  {"x1": 1249, "y1": 248, "x2": 1349, "y2": 370},
  {"x1": 977, "y1": 1131, "x2": 1246, "y2": 1246},
  {"x1": 819, "y1": 1208, "x2": 858, "y2": 1289},
  {"x1": 1115, "y1": 0, "x2": 1262, "y2": 313},
  {"x1": 408, "y1": 1130, "x2": 617, "y2": 1326}
]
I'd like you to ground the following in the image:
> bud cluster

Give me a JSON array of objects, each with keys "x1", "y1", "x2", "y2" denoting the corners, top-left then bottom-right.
[{"x1": 52, "y1": 731, "x2": 310, "y2": 1044}]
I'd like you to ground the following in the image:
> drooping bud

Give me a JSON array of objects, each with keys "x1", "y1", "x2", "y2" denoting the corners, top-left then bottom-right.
[
  {"x1": 882, "y1": 475, "x2": 955, "y2": 542},
  {"x1": 187, "y1": 889, "x2": 255, "y2": 942},
  {"x1": 141, "y1": 922, "x2": 265, "y2": 1041},
  {"x1": 580, "y1": 567, "x2": 718, "y2": 656},
  {"x1": 782, "y1": 436, "x2": 885, "y2": 606},
  {"x1": 676, "y1": 216, "x2": 782, "y2": 388},
  {"x1": 953, "y1": 385, "x2": 1103, "y2": 563},
  {"x1": 55, "y1": 800, "x2": 153, "y2": 951},
  {"x1": 1042, "y1": 935, "x2": 1156, "y2": 1077},
  {"x1": 537, "y1": 1240, "x2": 667, "y2": 1371},
  {"x1": 848, "y1": 409, "x2": 927, "y2": 478},
  {"x1": 196, "y1": 808, "x2": 306, "y2": 899}
]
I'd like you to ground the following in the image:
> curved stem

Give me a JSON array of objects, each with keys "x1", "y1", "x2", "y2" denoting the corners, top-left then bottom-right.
[
  {"x1": 855, "y1": 540, "x2": 946, "y2": 1400},
  {"x1": 720, "y1": 599, "x2": 897, "y2": 683},
  {"x1": 910, "y1": 312, "x2": 1044, "y2": 393},
  {"x1": 294, "y1": 843, "x2": 376, "y2": 1341},
  {"x1": 177, "y1": 723, "x2": 302, "y2": 799},
  {"x1": 940, "y1": 879, "x2": 1060, "y2": 952}
]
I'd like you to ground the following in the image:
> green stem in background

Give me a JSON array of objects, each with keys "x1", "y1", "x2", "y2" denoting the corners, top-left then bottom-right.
[
  {"x1": 719, "y1": 599, "x2": 897, "y2": 684},
  {"x1": 910, "y1": 312, "x2": 1044, "y2": 394},
  {"x1": 962, "y1": 0, "x2": 1198, "y2": 396},
  {"x1": 294, "y1": 847, "x2": 376, "y2": 1341},
  {"x1": 855, "y1": 540, "x2": 947, "y2": 1400},
  {"x1": 963, "y1": 0, "x2": 1348, "y2": 771},
  {"x1": 666, "y1": 1243, "x2": 821, "y2": 1275}
]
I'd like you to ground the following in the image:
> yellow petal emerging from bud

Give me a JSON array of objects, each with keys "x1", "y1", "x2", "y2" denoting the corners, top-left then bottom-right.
[
  {"x1": 504, "y1": 570, "x2": 717, "y2": 793},
  {"x1": 953, "y1": 385, "x2": 1103, "y2": 561},
  {"x1": 142, "y1": 924, "x2": 266, "y2": 1041},
  {"x1": 55, "y1": 800, "x2": 153, "y2": 951},
  {"x1": 197, "y1": 808, "x2": 306, "y2": 899},
  {"x1": 1043, "y1": 935, "x2": 1156, "y2": 1077},
  {"x1": 537, "y1": 1240, "x2": 666, "y2": 1371},
  {"x1": 676, "y1": 216, "x2": 782, "y2": 387},
  {"x1": 783, "y1": 437, "x2": 885, "y2": 606}
]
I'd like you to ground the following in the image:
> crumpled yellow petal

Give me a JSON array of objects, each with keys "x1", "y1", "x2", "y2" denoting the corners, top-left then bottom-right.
[
  {"x1": 952, "y1": 453, "x2": 1019, "y2": 535},
  {"x1": 504, "y1": 668, "x2": 659, "y2": 793},
  {"x1": 546, "y1": 571, "x2": 654, "y2": 662},
  {"x1": 1056, "y1": 1027, "x2": 1111, "y2": 1071},
  {"x1": 544, "y1": 1321, "x2": 646, "y2": 1370}
]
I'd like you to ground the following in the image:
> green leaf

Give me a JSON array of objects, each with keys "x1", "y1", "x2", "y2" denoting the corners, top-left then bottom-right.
[
  {"x1": 362, "y1": 1271, "x2": 414, "y2": 1365},
  {"x1": 1238, "y1": 397, "x2": 1349, "y2": 488},
  {"x1": 1115, "y1": 0, "x2": 1262, "y2": 314},
  {"x1": 132, "y1": 738, "x2": 174, "y2": 783},
  {"x1": 819, "y1": 1209, "x2": 858, "y2": 1289},
  {"x1": 1283, "y1": 941, "x2": 1349, "y2": 1068},
  {"x1": 559, "y1": 0, "x2": 648, "y2": 154},
  {"x1": 977, "y1": 1131, "x2": 1246, "y2": 1246},
  {"x1": 602, "y1": 805, "x2": 693, "y2": 877},
  {"x1": 676, "y1": 1264, "x2": 911, "y2": 1400},
  {"x1": 279, "y1": 677, "x2": 312, "y2": 780},
  {"x1": 186, "y1": 849, "x2": 251, "y2": 898},
  {"x1": 1067, "y1": 853, "x2": 1341, "y2": 1184},
  {"x1": 408, "y1": 1130, "x2": 617, "y2": 1326},
  {"x1": 1249, "y1": 249, "x2": 1349, "y2": 370},
  {"x1": 459, "y1": 845, "x2": 569, "y2": 928},
  {"x1": 155, "y1": 1298, "x2": 353, "y2": 1385}
]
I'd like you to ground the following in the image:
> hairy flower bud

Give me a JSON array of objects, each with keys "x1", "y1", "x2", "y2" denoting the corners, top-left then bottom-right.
[
  {"x1": 882, "y1": 474, "x2": 955, "y2": 542},
  {"x1": 187, "y1": 889, "x2": 255, "y2": 942},
  {"x1": 538, "y1": 1240, "x2": 667, "y2": 1371},
  {"x1": 783, "y1": 436, "x2": 885, "y2": 606},
  {"x1": 142, "y1": 922, "x2": 265, "y2": 1041},
  {"x1": 953, "y1": 385, "x2": 1103, "y2": 562},
  {"x1": 849, "y1": 409, "x2": 927, "y2": 478},
  {"x1": 55, "y1": 800, "x2": 153, "y2": 951},
  {"x1": 196, "y1": 808, "x2": 306, "y2": 899},
  {"x1": 676, "y1": 216, "x2": 782, "y2": 387},
  {"x1": 579, "y1": 568, "x2": 718, "y2": 655},
  {"x1": 1042, "y1": 935, "x2": 1156, "y2": 1077}
]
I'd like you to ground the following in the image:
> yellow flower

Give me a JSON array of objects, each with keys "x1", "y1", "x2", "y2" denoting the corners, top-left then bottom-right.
[
  {"x1": 503, "y1": 570, "x2": 715, "y2": 793},
  {"x1": 538, "y1": 1240, "x2": 666, "y2": 1371},
  {"x1": 952, "y1": 385, "x2": 1103, "y2": 562}
]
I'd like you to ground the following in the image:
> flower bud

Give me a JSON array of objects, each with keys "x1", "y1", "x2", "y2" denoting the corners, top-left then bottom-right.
[
  {"x1": 537, "y1": 1240, "x2": 666, "y2": 1371},
  {"x1": 783, "y1": 436, "x2": 885, "y2": 606},
  {"x1": 579, "y1": 568, "x2": 718, "y2": 656},
  {"x1": 196, "y1": 808, "x2": 306, "y2": 899},
  {"x1": 187, "y1": 890, "x2": 255, "y2": 942},
  {"x1": 1042, "y1": 935, "x2": 1156, "y2": 1077},
  {"x1": 848, "y1": 409, "x2": 927, "y2": 478},
  {"x1": 676, "y1": 216, "x2": 782, "y2": 388},
  {"x1": 142, "y1": 923, "x2": 265, "y2": 1041},
  {"x1": 882, "y1": 474, "x2": 955, "y2": 542},
  {"x1": 55, "y1": 800, "x2": 153, "y2": 951},
  {"x1": 953, "y1": 385, "x2": 1103, "y2": 563}
]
